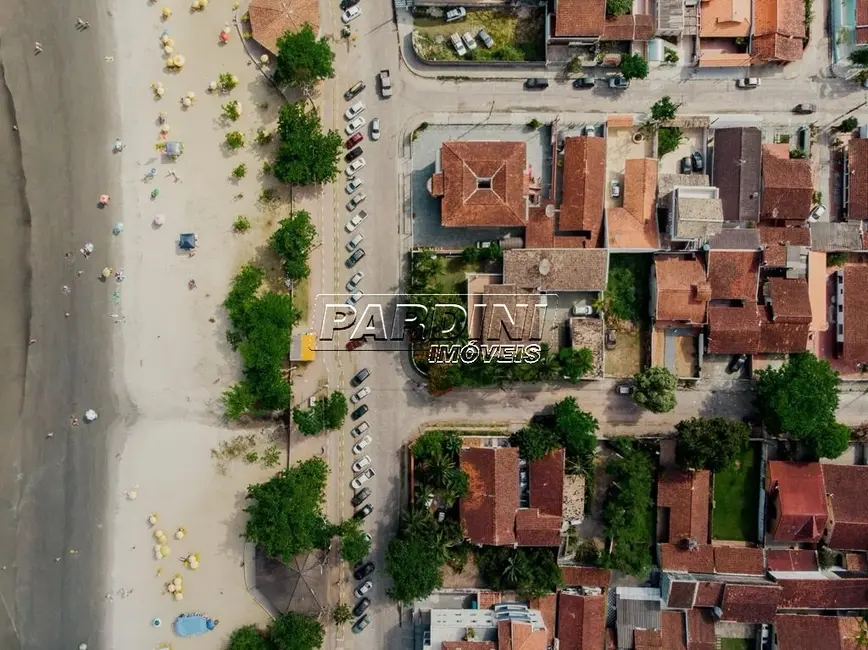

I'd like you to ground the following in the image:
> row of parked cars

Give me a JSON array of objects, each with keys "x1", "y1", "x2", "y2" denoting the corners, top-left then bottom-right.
[
  {"x1": 449, "y1": 28, "x2": 495, "y2": 56},
  {"x1": 524, "y1": 76, "x2": 629, "y2": 90}
]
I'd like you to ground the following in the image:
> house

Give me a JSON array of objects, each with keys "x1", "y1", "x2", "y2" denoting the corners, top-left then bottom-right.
[
  {"x1": 502, "y1": 248, "x2": 608, "y2": 293},
  {"x1": 428, "y1": 141, "x2": 530, "y2": 228},
  {"x1": 751, "y1": 0, "x2": 806, "y2": 63},
  {"x1": 470, "y1": 284, "x2": 544, "y2": 345},
  {"x1": 822, "y1": 464, "x2": 868, "y2": 551},
  {"x1": 669, "y1": 186, "x2": 725, "y2": 244},
  {"x1": 720, "y1": 583, "x2": 782, "y2": 623},
  {"x1": 557, "y1": 591, "x2": 606, "y2": 650},
  {"x1": 761, "y1": 144, "x2": 813, "y2": 223},
  {"x1": 774, "y1": 614, "x2": 862, "y2": 650},
  {"x1": 708, "y1": 228, "x2": 761, "y2": 250},
  {"x1": 658, "y1": 469, "x2": 711, "y2": 546},
  {"x1": 651, "y1": 255, "x2": 711, "y2": 327},
  {"x1": 608, "y1": 159, "x2": 660, "y2": 250},
  {"x1": 759, "y1": 226, "x2": 811, "y2": 268},
  {"x1": 766, "y1": 549, "x2": 819, "y2": 573},
  {"x1": 846, "y1": 138, "x2": 868, "y2": 221},
  {"x1": 248, "y1": 0, "x2": 319, "y2": 55},
  {"x1": 615, "y1": 587, "x2": 662, "y2": 649},
  {"x1": 778, "y1": 578, "x2": 868, "y2": 609},
  {"x1": 559, "y1": 137, "x2": 606, "y2": 247},
  {"x1": 766, "y1": 461, "x2": 828, "y2": 543},
  {"x1": 426, "y1": 600, "x2": 548, "y2": 649},
  {"x1": 696, "y1": 0, "x2": 753, "y2": 68},
  {"x1": 712, "y1": 128, "x2": 762, "y2": 223},
  {"x1": 548, "y1": 0, "x2": 653, "y2": 42}
]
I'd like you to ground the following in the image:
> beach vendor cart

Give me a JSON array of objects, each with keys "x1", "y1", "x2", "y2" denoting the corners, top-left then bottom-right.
[{"x1": 165, "y1": 140, "x2": 184, "y2": 159}]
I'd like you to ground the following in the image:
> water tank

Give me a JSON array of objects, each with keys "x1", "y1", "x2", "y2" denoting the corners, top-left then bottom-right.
[{"x1": 648, "y1": 38, "x2": 665, "y2": 62}]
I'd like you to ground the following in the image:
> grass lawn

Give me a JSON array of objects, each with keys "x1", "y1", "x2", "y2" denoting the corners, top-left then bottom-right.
[
  {"x1": 437, "y1": 257, "x2": 497, "y2": 297},
  {"x1": 413, "y1": 8, "x2": 545, "y2": 62},
  {"x1": 720, "y1": 639, "x2": 752, "y2": 650},
  {"x1": 604, "y1": 254, "x2": 652, "y2": 326},
  {"x1": 712, "y1": 444, "x2": 761, "y2": 542}
]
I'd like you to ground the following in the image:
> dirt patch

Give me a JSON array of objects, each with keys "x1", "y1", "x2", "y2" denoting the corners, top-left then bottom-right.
[
  {"x1": 605, "y1": 325, "x2": 642, "y2": 378},
  {"x1": 442, "y1": 552, "x2": 485, "y2": 589}
]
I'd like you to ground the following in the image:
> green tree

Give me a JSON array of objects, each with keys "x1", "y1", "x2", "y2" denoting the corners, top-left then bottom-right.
[
  {"x1": 620, "y1": 53, "x2": 649, "y2": 80},
  {"x1": 385, "y1": 534, "x2": 444, "y2": 605},
  {"x1": 268, "y1": 612, "x2": 325, "y2": 650},
  {"x1": 755, "y1": 352, "x2": 847, "y2": 459},
  {"x1": 332, "y1": 604, "x2": 353, "y2": 626},
  {"x1": 632, "y1": 366, "x2": 677, "y2": 413},
  {"x1": 837, "y1": 117, "x2": 859, "y2": 133},
  {"x1": 223, "y1": 382, "x2": 256, "y2": 421},
  {"x1": 244, "y1": 458, "x2": 334, "y2": 562},
  {"x1": 851, "y1": 47, "x2": 868, "y2": 65},
  {"x1": 273, "y1": 24, "x2": 335, "y2": 89},
  {"x1": 675, "y1": 417, "x2": 750, "y2": 472},
  {"x1": 324, "y1": 392, "x2": 348, "y2": 429},
  {"x1": 270, "y1": 210, "x2": 317, "y2": 280},
  {"x1": 606, "y1": 0, "x2": 632, "y2": 15},
  {"x1": 790, "y1": 148, "x2": 807, "y2": 159},
  {"x1": 476, "y1": 547, "x2": 563, "y2": 600},
  {"x1": 650, "y1": 96, "x2": 678, "y2": 122},
  {"x1": 509, "y1": 423, "x2": 560, "y2": 461},
  {"x1": 227, "y1": 625, "x2": 273, "y2": 650},
  {"x1": 340, "y1": 519, "x2": 372, "y2": 565},
  {"x1": 273, "y1": 103, "x2": 343, "y2": 186},
  {"x1": 552, "y1": 396, "x2": 598, "y2": 475},
  {"x1": 557, "y1": 347, "x2": 594, "y2": 382},
  {"x1": 658, "y1": 127, "x2": 685, "y2": 157}
]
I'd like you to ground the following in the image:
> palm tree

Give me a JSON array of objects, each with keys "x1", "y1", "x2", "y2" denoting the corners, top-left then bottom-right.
[
  {"x1": 502, "y1": 552, "x2": 522, "y2": 585},
  {"x1": 422, "y1": 447, "x2": 455, "y2": 490}
]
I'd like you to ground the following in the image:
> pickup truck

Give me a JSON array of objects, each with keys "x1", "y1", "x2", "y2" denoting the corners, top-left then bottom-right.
[{"x1": 379, "y1": 69, "x2": 392, "y2": 98}]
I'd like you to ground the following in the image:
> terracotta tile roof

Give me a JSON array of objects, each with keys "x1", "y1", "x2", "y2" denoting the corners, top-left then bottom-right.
[
  {"x1": 767, "y1": 461, "x2": 829, "y2": 543},
  {"x1": 443, "y1": 643, "x2": 497, "y2": 650},
  {"x1": 608, "y1": 159, "x2": 660, "y2": 249},
  {"x1": 708, "y1": 228, "x2": 762, "y2": 250},
  {"x1": 766, "y1": 549, "x2": 818, "y2": 572},
  {"x1": 707, "y1": 304, "x2": 761, "y2": 354},
  {"x1": 553, "y1": 0, "x2": 605, "y2": 36},
  {"x1": 778, "y1": 578, "x2": 868, "y2": 610},
  {"x1": 459, "y1": 447, "x2": 519, "y2": 545},
  {"x1": 661, "y1": 611, "x2": 687, "y2": 650},
  {"x1": 249, "y1": 0, "x2": 320, "y2": 55},
  {"x1": 695, "y1": 581, "x2": 724, "y2": 607},
  {"x1": 752, "y1": 33, "x2": 805, "y2": 61},
  {"x1": 758, "y1": 315, "x2": 810, "y2": 354},
  {"x1": 503, "y1": 248, "x2": 608, "y2": 292},
  {"x1": 526, "y1": 202, "x2": 599, "y2": 249},
  {"x1": 557, "y1": 592, "x2": 606, "y2": 650},
  {"x1": 478, "y1": 591, "x2": 502, "y2": 609},
  {"x1": 497, "y1": 620, "x2": 548, "y2": 650},
  {"x1": 759, "y1": 225, "x2": 811, "y2": 267},
  {"x1": 433, "y1": 141, "x2": 529, "y2": 227},
  {"x1": 530, "y1": 593, "x2": 557, "y2": 645},
  {"x1": 858, "y1": 25, "x2": 868, "y2": 43},
  {"x1": 860, "y1": 0, "x2": 868, "y2": 30},
  {"x1": 515, "y1": 508, "x2": 563, "y2": 546},
  {"x1": 654, "y1": 255, "x2": 710, "y2": 324},
  {"x1": 530, "y1": 449, "x2": 565, "y2": 517},
  {"x1": 707, "y1": 250, "x2": 761, "y2": 301},
  {"x1": 768, "y1": 278, "x2": 812, "y2": 323},
  {"x1": 774, "y1": 614, "x2": 862, "y2": 650},
  {"x1": 761, "y1": 145, "x2": 813, "y2": 222},
  {"x1": 602, "y1": 14, "x2": 655, "y2": 40},
  {"x1": 478, "y1": 285, "x2": 544, "y2": 344},
  {"x1": 634, "y1": 628, "x2": 664, "y2": 649},
  {"x1": 561, "y1": 566, "x2": 611, "y2": 587},
  {"x1": 720, "y1": 583, "x2": 782, "y2": 623},
  {"x1": 845, "y1": 552, "x2": 868, "y2": 573},
  {"x1": 659, "y1": 544, "x2": 715, "y2": 573},
  {"x1": 686, "y1": 608, "x2": 716, "y2": 650},
  {"x1": 658, "y1": 469, "x2": 711, "y2": 543},
  {"x1": 560, "y1": 137, "x2": 606, "y2": 239},
  {"x1": 848, "y1": 139, "x2": 868, "y2": 220},
  {"x1": 713, "y1": 128, "x2": 762, "y2": 222},
  {"x1": 843, "y1": 265, "x2": 868, "y2": 366},
  {"x1": 752, "y1": 0, "x2": 805, "y2": 61},
  {"x1": 823, "y1": 464, "x2": 868, "y2": 551},
  {"x1": 665, "y1": 580, "x2": 698, "y2": 608},
  {"x1": 713, "y1": 547, "x2": 765, "y2": 575}
]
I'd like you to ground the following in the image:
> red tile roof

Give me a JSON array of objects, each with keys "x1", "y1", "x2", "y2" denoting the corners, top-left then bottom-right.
[
  {"x1": 249, "y1": 0, "x2": 320, "y2": 55},
  {"x1": 561, "y1": 566, "x2": 612, "y2": 588},
  {"x1": 774, "y1": 614, "x2": 862, "y2": 650},
  {"x1": 752, "y1": 33, "x2": 804, "y2": 62},
  {"x1": 720, "y1": 583, "x2": 782, "y2": 623},
  {"x1": 848, "y1": 139, "x2": 868, "y2": 220},
  {"x1": 766, "y1": 549, "x2": 819, "y2": 572},
  {"x1": 601, "y1": 14, "x2": 655, "y2": 40},
  {"x1": 659, "y1": 544, "x2": 715, "y2": 573},
  {"x1": 443, "y1": 643, "x2": 497, "y2": 650},
  {"x1": 560, "y1": 137, "x2": 606, "y2": 243},
  {"x1": 761, "y1": 144, "x2": 813, "y2": 221},
  {"x1": 713, "y1": 547, "x2": 765, "y2": 575},
  {"x1": 695, "y1": 581, "x2": 724, "y2": 607},
  {"x1": 845, "y1": 552, "x2": 868, "y2": 573},
  {"x1": 843, "y1": 265, "x2": 868, "y2": 367},
  {"x1": 608, "y1": 159, "x2": 659, "y2": 249},
  {"x1": 759, "y1": 226, "x2": 811, "y2": 267},
  {"x1": 823, "y1": 464, "x2": 868, "y2": 551},
  {"x1": 530, "y1": 594, "x2": 557, "y2": 645},
  {"x1": 778, "y1": 578, "x2": 868, "y2": 609},
  {"x1": 767, "y1": 461, "x2": 828, "y2": 543},
  {"x1": 497, "y1": 620, "x2": 548, "y2": 650},
  {"x1": 707, "y1": 304, "x2": 762, "y2": 354},
  {"x1": 432, "y1": 141, "x2": 528, "y2": 227},
  {"x1": 658, "y1": 469, "x2": 711, "y2": 543},
  {"x1": 634, "y1": 628, "x2": 664, "y2": 649},
  {"x1": 661, "y1": 611, "x2": 687, "y2": 650},
  {"x1": 666, "y1": 580, "x2": 698, "y2": 609},
  {"x1": 557, "y1": 592, "x2": 606, "y2": 650},
  {"x1": 478, "y1": 591, "x2": 502, "y2": 609},
  {"x1": 686, "y1": 608, "x2": 716, "y2": 650},
  {"x1": 654, "y1": 256, "x2": 710, "y2": 324},
  {"x1": 707, "y1": 250, "x2": 761, "y2": 301},
  {"x1": 752, "y1": 0, "x2": 805, "y2": 61},
  {"x1": 553, "y1": 0, "x2": 605, "y2": 37},
  {"x1": 767, "y1": 278, "x2": 812, "y2": 323},
  {"x1": 460, "y1": 447, "x2": 520, "y2": 545},
  {"x1": 530, "y1": 449, "x2": 565, "y2": 517},
  {"x1": 515, "y1": 508, "x2": 563, "y2": 546}
]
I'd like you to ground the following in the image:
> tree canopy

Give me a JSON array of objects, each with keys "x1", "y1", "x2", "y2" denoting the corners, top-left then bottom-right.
[
  {"x1": 558, "y1": 347, "x2": 595, "y2": 383},
  {"x1": 270, "y1": 210, "x2": 317, "y2": 281},
  {"x1": 650, "y1": 96, "x2": 678, "y2": 122},
  {"x1": 273, "y1": 25, "x2": 335, "y2": 88},
  {"x1": 273, "y1": 103, "x2": 342, "y2": 186},
  {"x1": 552, "y1": 396, "x2": 598, "y2": 475},
  {"x1": 509, "y1": 423, "x2": 561, "y2": 461},
  {"x1": 851, "y1": 47, "x2": 868, "y2": 66},
  {"x1": 339, "y1": 518, "x2": 372, "y2": 566},
  {"x1": 620, "y1": 53, "x2": 649, "y2": 80},
  {"x1": 755, "y1": 352, "x2": 847, "y2": 459},
  {"x1": 606, "y1": 0, "x2": 633, "y2": 16},
  {"x1": 292, "y1": 391, "x2": 349, "y2": 435},
  {"x1": 268, "y1": 612, "x2": 325, "y2": 650},
  {"x1": 476, "y1": 547, "x2": 563, "y2": 600},
  {"x1": 385, "y1": 528, "x2": 445, "y2": 605},
  {"x1": 632, "y1": 366, "x2": 677, "y2": 413},
  {"x1": 227, "y1": 625, "x2": 274, "y2": 650},
  {"x1": 675, "y1": 417, "x2": 750, "y2": 472}
]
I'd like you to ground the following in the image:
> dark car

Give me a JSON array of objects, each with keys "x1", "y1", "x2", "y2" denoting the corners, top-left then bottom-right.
[
  {"x1": 352, "y1": 614, "x2": 372, "y2": 634},
  {"x1": 354, "y1": 503, "x2": 374, "y2": 520},
  {"x1": 346, "y1": 338, "x2": 365, "y2": 351},
  {"x1": 354, "y1": 562, "x2": 375, "y2": 580},
  {"x1": 524, "y1": 77, "x2": 549, "y2": 90},
  {"x1": 353, "y1": 597, "x2": 371, "y2": 617},
  {"x1": 680, "y1": 156, "x2": 692, "y2": 174},
  {"x1": 350, "y1": 367, "x2": 370, "y2": 387},
  {"x1": 340, "y1": 0, "x2": 360, "y2": 9},
  {"x1": 345, "y1": 146, "x2": 363, "y2": 163},
  {"x1": 691, "y1": 151, "x2": 704, "y2": 172},
  {"x1": 351, "y1": 404, "x2": 369, "y2": 420},
  {"x1": 346, "y1": 248, "x2": 366, "y2": 268},
  {"x1": 345, "y1": 132, "x2": 364, "y2": 149},
  {"x1": 351, "y1": 487, "x2": 371, "y2": 507},
  {"x1": 343, "y1": 81, "x2": 365, "y2": 101},
  {"x1": 572, "y1": 77, "x2": 595, "y2": 89},
  {"x1": 794, "y1": 102, "x2": 817, "y2": 114}
]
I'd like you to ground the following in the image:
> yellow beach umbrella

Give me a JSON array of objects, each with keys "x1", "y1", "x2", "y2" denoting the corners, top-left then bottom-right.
[
  {"x1": 172, "y1": 55, "x2": 185, "y2": 68},
  {"x1": 161, "y1": 7, "x2": 172, "y2": 18}
]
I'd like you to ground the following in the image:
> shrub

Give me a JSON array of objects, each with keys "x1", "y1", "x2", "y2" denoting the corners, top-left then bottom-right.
[
  {"x1": 658, "y1": 127, "x2": 685, "y2": 157},
  {"x1": 226, "y1": 131, "x2": 245, "y2": 149},
  {"x1": 232, "y1": 215, "x2": 251, "y2": 233},
  {"x1": 526, "y1": 118, "x2": 543, "y2": 129},
  {"x1": 222, "y1": 100, "x2": 242, "y2": 121},
  {"x1": 255, "y1": 127, "x2": 273, "y2": 145},
  {"x1": 836, "y1": 117, "x2": 858, "y2": 133},
  {"x1": 218, "y1": 72, "x2": 239, "y2": 92},
  {"x1": 232, "y1": 163, "x2": 247, "y2": 179},
  {"x1": 790, "y1": 148, "x2": 808, "y2": 159}
]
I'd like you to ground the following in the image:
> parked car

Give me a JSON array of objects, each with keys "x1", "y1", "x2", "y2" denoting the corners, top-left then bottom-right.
[
  {"x1": 346, "y1": 248, "x2": 366, "y2": 267},
  {"x1": 345, "y1": 146, "x2": 363, "y2": 162},
  {"x1": 351, "y1": 614, "x2": 372, "y2": 634},
  {"x1": 347, "y1": 271, "x2": 364, "y2": 290},
  {"x1": 350, "y1": 421, "x2": 370, "y2": 437},
  {"x1": 736, "y1": 77, "x2": 760, "y2": 88},
  {"x1": 680, "y1": 156, "x2": 692, "y2": 174},
  {"x1": 345, "y1": 132, "x2": 364, "y2": 149},
  {"x1": 370, "y1": 118, "x2": 380, "y2": 141},
  {"x1": 353, "y1": 504, "x2": 373, "y2": 520},
  {"x1": 616, "y1": 383, "x2": 633, "y2": 395},
  {"x1": 608, "y1": 76, "x2": 629, "y2": 89},
  {"x1": 354, "y1": 580, "x2": 374, "y2": 599},
  {"x1": 350, "y1": 466, "x2": 375, "y2": 488},
  {"x1": 340, "y1": 0, "x2": 359, "y2": 9},
  {"x1": 477, "y1": 28, "x2": 494, "y2": 48},
  {"x1": 462, "y1": 32, "x2": 477, "y2": 51},
  {"x1": 809, "y1": 204, "x2": 827, "y2": 222},
  {"x1": 524, "y1": 78, "x2": 549, "y2": 90},
  {"x1": 346, "y1": 116, "x2": 366, "y2": 135},
  {"x1": 795, "y1": 102, "x2": 817, "y2": 114},
  {"x1": 346, "y1": 291, "x2": 364, "y2": 306},
  {"x1": 346, "y1": 158, "x2": 366, "y2": 177},
  {"x1": 351, "y1": 386, "x2": 372, "y2": 403},
  {"x1": 343, "y1": 81, "x2": 365, "y2": 101},
  {"x1": 346, "y1": 193, "x2": 367, "y2": 211},
  {"x1": 351, "y1": 404, "x2": 369, "y2": 420},
  {"x1": 444, "y1": 6, "x2": 466, "y2": 22},
  {"x1": 346, "y1": 178, "x2": 364, "y2": 194},
  {"x1": 450, "y1": 33, "x2": 466, "y2": 56},
  {"x1": 610, "y1": 179, "x2": 621, "y2": 198},
  {"x1": 727, "y1": 353, "x2": 748, "y2": 374},
  {"x1": 346, "y1": 338, "x2": 365, "y2": 351},
  {"x1": 345, "y1": 101, "x2": 366, "y2": 120},
  {"x1": 572, "y1": 77, "x2": 595, "y2": 89},
  {"x1": 354, "y1": 562, "x2": 375, "y2": 580},
  {"x1": 352, "y1": 435, "x2": 373, "y2": 455},
  {"x1": 378, "y1": 69, "x2": 392, "y2": 98},
  {"x1": 351, "y1": 487, "x2": 371, "y2": 507},
  {"x1": 352, "y1": 455, "x2": 372, "y2": 472},
  {"x1": 341, "y1": 5, "x2": 361, "y2": 23},
  {"x1": 572, "y1": 302, "x2": 593, "y2": 316},
  {"x1": 691, "y1": 151, "x2": 704, "y2": 172},
  {"x1": 351, "y1": 368, "x2": 370, "y2": 387},
  {"x1": 353, "y1": 598, "x2": 371, "y2": 617},
  {"x1": 346, "y1": 210, "x2": 368, "y2": 232}
]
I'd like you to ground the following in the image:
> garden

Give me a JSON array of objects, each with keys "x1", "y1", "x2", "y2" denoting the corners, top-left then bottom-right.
[
  {"x1": 711, "y1": 444, "x2": 761, "y2": 542},
  {"x1": 601, "y1": 254, "x2": 651, "y2": 377}
]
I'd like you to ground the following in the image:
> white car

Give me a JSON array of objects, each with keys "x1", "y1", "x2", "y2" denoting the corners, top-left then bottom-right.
[
  {"x1": 345, "y1": 101, "x2": 366, "y2": 120},
  {"x1": 346, "y1": 116, "x2": 366, "y2": 135},
  {"x1": 462, "y1": 32, "x2": 477, "y2": 51},
  {"x1": 353, "y1": 579, "x2": 373, "y2": 599},
  {"x1": 445, "y1": 6, "x2": 466, "y2": 22},
  {"x1": 346, "y1": 158, "x2": 367, "y2": 177},
  {"x1": 451, "y1": 33, "x2": 467, "y2": 56},
  {"x1": 352, "y1": 454, "x2": 372, "y2": 472},
  {"x1": 350, "y1": 468, "x2": 375, "y2": 490},
  {"x1": 346, "y1": 290, "x2": 364, "y2": 306},
  {"x1": 347, "y1": 271, "x2": 364, "y2": 290},
  {"x1": 350, "y1": 421, "x2": 369, "y2": 437},
  {"x1": 352, "y1": 434, "x2": 373, "y2": 455},
  {"x1": 341, "y1": 5, "x2": 361, "y2": 23},
  {"x1": 346, "y1": 178, "x2": 364, "y2": 194},
  {"x1": 736, "y1": 77, "x2": 760, "y2": 88},
  {"x1": 346, "y1": 210, "x2": 368, "y2": 232},
  {"x1": 351, "y1": 386, "x2": 371, "y2": 403},
  {"x1": 346, "y1": 193, "x2": 367, "y2": 211},
  {"x1": 370, "y1": 118, "x2": 380, "y2": 141},
  {"x1": 347, "y1": 233, "x2": 364, "y2": 251},
  {"x1": 809, "y1": 204, "x2": 827, "y2": 222}
]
